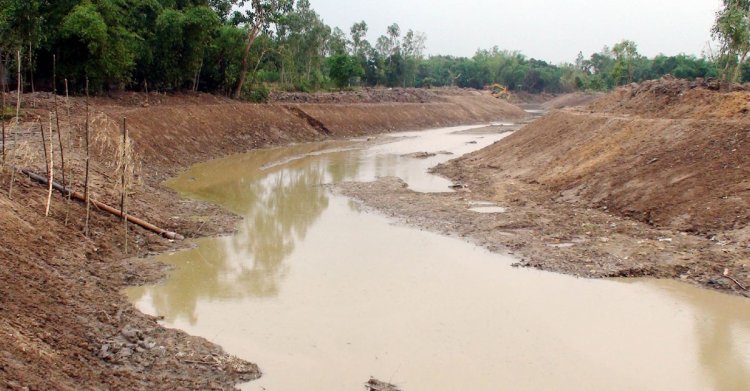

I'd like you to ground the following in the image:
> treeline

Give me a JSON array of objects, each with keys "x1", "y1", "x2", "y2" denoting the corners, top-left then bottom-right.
[{"x1": 0, "y1": 0, "x2": 727, "y2": 98}]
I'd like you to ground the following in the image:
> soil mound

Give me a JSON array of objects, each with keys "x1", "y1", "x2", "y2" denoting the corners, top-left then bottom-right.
[
  {"x1": 589, "y1": 76, "x2": 750, "y2": 119},
  {"x1": 270, "y1": 86, "x2": 475, "y2": 104},
  {"x1": 542, "y1": 92, "x2": 603, "y2": 110},
  {"x1": 455, "y1": 78, "x2": 750, "y2": 234}
]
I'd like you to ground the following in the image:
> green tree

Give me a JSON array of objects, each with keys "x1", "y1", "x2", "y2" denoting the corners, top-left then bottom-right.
[
  {"x1": 58, "y1": 0, "x2": 137, "y2": 90},
  {"x1": 713, "y1": 0, "x2": 750, "y2": 81},
  {"x1": 612, "y1": 40, "x2": 639, "y2": 85},
  {"x1": 328, "y1": 53, "x2": 363, "y2": 88},
  {"x1": 231, "y1": 0, "x2": 294, "y2": 98}
]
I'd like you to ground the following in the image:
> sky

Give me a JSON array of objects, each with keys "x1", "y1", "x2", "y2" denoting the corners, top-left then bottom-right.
[{"x1": 309, "y1": 0, "x2": 723, "y2": 64}]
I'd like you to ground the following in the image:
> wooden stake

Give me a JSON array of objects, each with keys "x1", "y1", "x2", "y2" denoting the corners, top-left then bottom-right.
[
  {"x1": 84, "y1": 78, "x2": 91, "y2": 237},
  {"x1": 2, "y1": 85, "x2": 5, "y2": 166},
  {"x1": 28, "y1": 42, "x2": 34, "y2": 94},
  {"x1": 39, "y1": 120, "x2": 49, "y2": 177},
  {"x1": 45, "y1": 114, "x2": 54, "y2": 217},
  {"x1": 121, "y1": 117, "x2": 128, "y2": 254},
  {"x1": 53, "y1": 55, "x2": 66, "y2": 189},
  {"x1": 63, "y1": 77, "x2": 72, "y2": 225},
  {"x1": 52, "y1": 55, "x2": 70, "y2": 224},
  {"x1": 8, "y1": 49, "x2": 21, "y2": 199}
]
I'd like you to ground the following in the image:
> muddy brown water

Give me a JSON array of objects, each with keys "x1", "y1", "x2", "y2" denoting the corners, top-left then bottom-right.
[{"x1": 126, "y1": 125, "x2": 750, "y2": 390}]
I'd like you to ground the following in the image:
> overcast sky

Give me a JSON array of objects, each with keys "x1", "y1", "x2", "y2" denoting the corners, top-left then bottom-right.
[{"x1": 309, "y1": 0, "x2": 722, "y2": 64}]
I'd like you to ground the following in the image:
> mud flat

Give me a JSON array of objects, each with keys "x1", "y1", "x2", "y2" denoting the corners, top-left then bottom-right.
[{"x1": 0, "y1": 89, "x2": 522, "y2": 389}]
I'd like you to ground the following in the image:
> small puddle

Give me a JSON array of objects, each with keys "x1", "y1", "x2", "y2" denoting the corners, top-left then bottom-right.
[
  {"x1": 469, "y1": 206, "x2": 507, "y2": 214},
  {"x1": 126, "y1": 125, "x2": 750, "y2": 391}
]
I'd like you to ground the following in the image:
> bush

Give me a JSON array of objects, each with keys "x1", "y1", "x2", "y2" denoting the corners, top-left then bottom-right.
[{"x1": 242, "y1": 83, "x2": 270, "y2": 103}]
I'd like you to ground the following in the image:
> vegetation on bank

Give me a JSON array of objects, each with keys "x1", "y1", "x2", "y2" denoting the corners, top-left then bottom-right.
[{"x1": 0, "y1": 0, "x2": 746, "y2": 98}]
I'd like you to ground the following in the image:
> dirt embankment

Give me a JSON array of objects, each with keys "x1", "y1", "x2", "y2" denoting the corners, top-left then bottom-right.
[
  {"x1": 98, "y1": 89, "x2": 525, "y2": 172},
  {"x1": 337, "y1": 78, "x2": 749, "y2": 297},
  {"x1": 463, "y1": 78, "x2": 750, "y2": 233},
  {"x1": 0, "y1": 88, "x2": 523, "y2": 389},
  {"x1": 446, "y1": 78, "x2": 750, "y2": 294}
]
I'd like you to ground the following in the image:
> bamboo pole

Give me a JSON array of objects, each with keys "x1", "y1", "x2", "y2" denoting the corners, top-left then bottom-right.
[
  {"x1": 44, "y1": 114, "x2": 54, "y2": 217},
  {"x1": 2, "y1": 85, "x2": 5, "y2": 165},
  {"x1": 28, "y1": 42, "x2": 34, "y2": 94},
  {"x1": 84, "y1": 78, "x2": 91, "y2": 237},
  {"x1": 8, "y1": 49, "x2": 21, "y2": 199},
  {"x1": 39, "y1": 120, "x2": 49, "y2": 177},
  {"x1": 20, "y1": 168, "x2": 184, "y2": 240},
  {"x1": 53, "y1": 55, "x2": 66, "y2": 190},
  {"x1": 121, "y1": 117, "x2": 128, "y2": 254},
  {"x1": 63, "y1": 78, "x2": 72, "y2": 225}
]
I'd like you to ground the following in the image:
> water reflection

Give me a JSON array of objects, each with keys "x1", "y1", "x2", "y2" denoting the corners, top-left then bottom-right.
[
  {"x1": 129, "y1": 143, "x2": 363, "y2": 324},
  {"x1": 124, "y1": 126, "x2": 750, "y2": 390},
  {"x1": 619, "y1": 279, "x2": 750, "y2": 391}
]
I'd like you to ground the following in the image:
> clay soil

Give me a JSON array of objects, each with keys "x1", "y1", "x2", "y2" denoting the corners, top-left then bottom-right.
[
  {"x1": 0, "y1": 88, "x2": 523, "y2": 389},
  {"x1": 336, "y1": 79, "x2": 750, "y2": 298}
]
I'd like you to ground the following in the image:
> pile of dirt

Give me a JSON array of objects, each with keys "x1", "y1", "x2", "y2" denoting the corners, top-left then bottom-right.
[
  {"x1": 269, "y1": 87, "x2": 479, "y2": 104},
  {"x1": 589, "y1": 76, "x2": 750, "y2": 119},
  {"x1": 0, "y1": 90, "x2": 525, "y2": 389},
  {"x1": 541, "y1": 92, "x2": 603, "y2": 110}
]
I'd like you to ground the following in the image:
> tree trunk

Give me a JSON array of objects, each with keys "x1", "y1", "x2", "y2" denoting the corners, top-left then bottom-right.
[
  {"x1": 233, "y1": 26, "x2": 260, "y2": 99},
  {"x1": 733, "y1": 51, "x2": 749, "y2": 83}
]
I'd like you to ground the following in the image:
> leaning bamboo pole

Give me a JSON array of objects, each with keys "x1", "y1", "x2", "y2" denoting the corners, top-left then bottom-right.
[
  {"x1": 84, "y1": 78, "x2": 91, "y2": 236},
  {"x1": 8, "y1": 49, "x2": 21, "y2": 199},
  {"x1": 38, "y1": 120, "x2": 48, "y2": 177},
  {"x1": 20, "y1": 168, "x2": 184, "y2": 240},
  {"x1": 63, "y1": 78, "x2": 73, "y2": 224},
  {"x1": 2, "y1": 85, "x2": 5, "y2": 165},
  {"x1": 52, "y1": 56, "x2": 67, "y2": 191},
  {"x1": 45, "y1": 114, "x2": 54, "y2": 216},
  {"x1": 121, "y1": 117, "x2": 128, "y2": 253},
  {"x1": 51, "y1": 56, "x2": 70, "y2": 224}
]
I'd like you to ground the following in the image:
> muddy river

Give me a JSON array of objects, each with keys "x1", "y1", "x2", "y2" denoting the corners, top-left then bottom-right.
[{"x1": 126, "y1": 125, "x2": 750, "y2": 390}]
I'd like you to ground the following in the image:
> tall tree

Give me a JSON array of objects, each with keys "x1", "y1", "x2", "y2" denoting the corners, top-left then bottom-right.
[
  {"x1": 232, "y1": 0, "x2": 294, "y2": 99},
  {"x1": 612, "y1": 40, "x2": 640, "y2": 85},
  {"x1": 713, "y1": 0, "x2": 750, "y2": 82}
]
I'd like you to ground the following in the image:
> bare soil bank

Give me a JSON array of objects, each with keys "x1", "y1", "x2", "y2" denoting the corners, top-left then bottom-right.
[
  {"x1": 336, "y1": 79, "x2": 749, "y2": 297},
  {"x1": 0, "y1": 89, "x2": 523, "y2": 389}
]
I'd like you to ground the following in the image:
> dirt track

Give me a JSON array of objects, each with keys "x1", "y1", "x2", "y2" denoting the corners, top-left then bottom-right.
[{"x1": 0, "y1": 88, "x2": 522, "y2": 389}]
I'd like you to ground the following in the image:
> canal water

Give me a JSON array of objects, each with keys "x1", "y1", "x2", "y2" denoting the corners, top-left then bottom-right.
[{"x1": 126, "y1": 125, "x2": 750, "y2": 391}]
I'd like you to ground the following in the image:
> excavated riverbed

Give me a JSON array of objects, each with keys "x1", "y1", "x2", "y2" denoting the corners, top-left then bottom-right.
[{"x1": 127, "y1": 124, "x2": 750, "y2": 390}]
